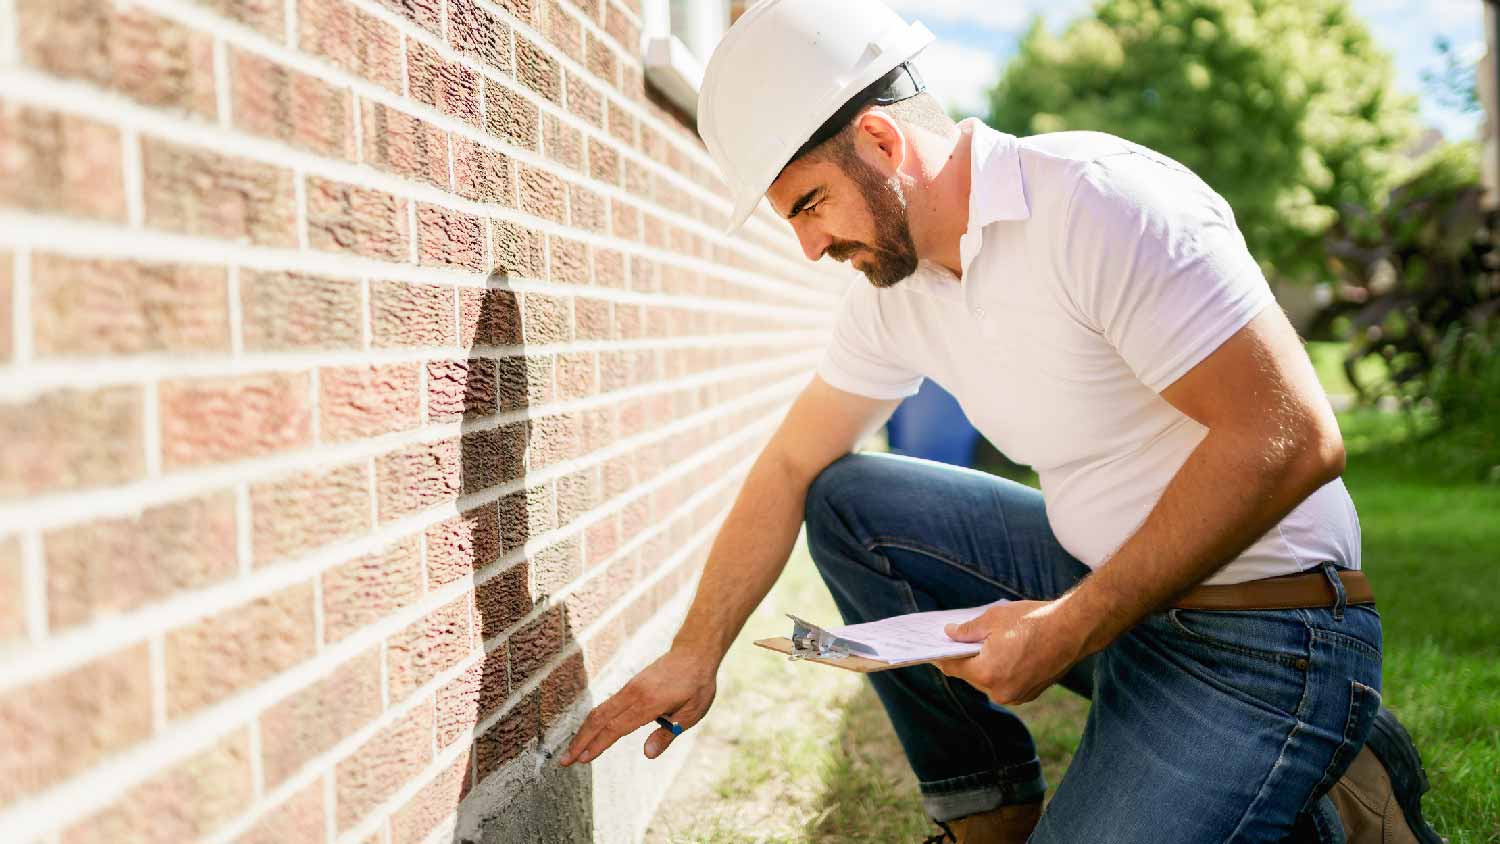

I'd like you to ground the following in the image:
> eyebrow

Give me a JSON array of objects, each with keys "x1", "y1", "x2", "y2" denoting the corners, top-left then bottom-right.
[{"x1": 784, "y1": 186, "x2": 823, "y2": 220}]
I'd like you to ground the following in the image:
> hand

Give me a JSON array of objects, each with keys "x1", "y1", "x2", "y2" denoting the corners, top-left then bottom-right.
[
  {"x1": 936, "y1": 599, "x2": 1091, "y2": 706},
  {"x1": 559, "y1": 648, "x2": 717, "y2": 766}
]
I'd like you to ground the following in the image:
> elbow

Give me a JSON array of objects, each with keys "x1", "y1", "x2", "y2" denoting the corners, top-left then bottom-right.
[{"x1": 1293, "y1": 423, "x2": 1346, "y2": 492}]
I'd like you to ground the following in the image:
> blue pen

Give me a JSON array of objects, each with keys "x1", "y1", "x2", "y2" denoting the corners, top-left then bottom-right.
[{"x1": 654, "y1": 716, "x2": 683, "y2": 735}]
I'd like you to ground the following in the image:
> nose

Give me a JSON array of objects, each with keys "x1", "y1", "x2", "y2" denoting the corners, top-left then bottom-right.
[{"x1": 792, "y1": 220, "x2": 831, "y2": 263}]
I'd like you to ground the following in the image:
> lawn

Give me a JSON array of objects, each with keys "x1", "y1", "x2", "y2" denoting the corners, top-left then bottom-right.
[{"x1": 644, "y1": 410, "x2": 1500, "y2": 843}]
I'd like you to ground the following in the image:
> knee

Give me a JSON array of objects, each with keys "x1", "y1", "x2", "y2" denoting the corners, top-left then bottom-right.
[{"x1": 803, "y1": 452, "x2": 886, "y2": 560}]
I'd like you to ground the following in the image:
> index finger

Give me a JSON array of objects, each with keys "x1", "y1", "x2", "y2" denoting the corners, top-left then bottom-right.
[{"x1": 561, "y1": 690, "x2": 653, "y2": 766}]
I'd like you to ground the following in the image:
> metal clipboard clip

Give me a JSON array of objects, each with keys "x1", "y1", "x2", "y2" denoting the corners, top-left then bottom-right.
[{"x1": 787, "y1": 614, "x2": 878, "y2": 661}]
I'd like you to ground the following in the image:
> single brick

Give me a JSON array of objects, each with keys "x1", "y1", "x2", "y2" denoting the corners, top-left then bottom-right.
[
  {"x1": 232, "y1": 49, "x2": 355, "y2": 159},
  {"x1": 318, "y1": 363, "x2": 421, "y2": 443},
  {"x1": 0, "y1": 538, "x2": 21, "y2": 642},
  {"x1": 374, "y1": 0, "x2": 442, "y2": 32},
  {"x1": 0, "y1": 386, "x2": 144, "y2": 498},
  {"x1": 61, "y1": 728, "x2": 252, "y2": 844},
  {"x1": 374, "y1": 437, "x2": 462, "y2": 521},
  {"x1": 426, "y1": 503, "x2": 501, "y2": 588},
  {"x1": 44, "y1": 491, "x2": 237, "y2": 631},
  {"x1": 539, "y1": 651, "x2": 586, "y2": 730},
  {"x1": 239, "y1": 781, "x2": 326, "y2": 844},
  {"x1": 321, "y1": 535, "x2": 422, "y2": 643},
  {"x1": 555, "y1": 470, "x2": 596, "y2": 525},
  {"x1": 523, "y1": 292, "x2": 571, "y2": 345},
  {"x1": 426, "y1": 357, "x2": 497, "y2": 422},
  {"x1": 0, "y1": 644, "x2": 153, "y2": 804},
  {"x1": 166, "y1": 582, "x2": 317, "y2": 717},
  {"x1": 496, "y1": 485, "x2": 555, "y2": 554},
  {"x1": 19, "y1": 0, "x2": 216, "y2": 118},
  {"x1": 491, "y1": 221, "x2": 547, "y2": 279},
  {"x1": 526, "y1": 414, "x2": 575, "y2": 471},
  {"x1": 593, "y1": 247, "x2": 625, "y2": 289},
  {"x1": 584, "y1": 515, "x2": 620, "y2": 568},
  {"x1": 475, "y1": 561, "x2": 531, "y2": 642},
  {"x1": 507, "y1": 605, "x2": 564, "y2": 687},
  {"x1": 604, "y1": 1, "x2": 639, "y2": 51},
  {"x1": 387, "y1": 596, "x2": 473, "y2": 703},
  {"x1": 585, "y1": 33, "x2": 617, "y2": 86},
  {"x1": 475, "y1": 692, "x2": 536, "y2": 782},
  {"x1": 541, "y1": 113, "x2": 583, "y2": 172},
  {"x1": 298, "y1": 0, "x2": 402, "y2": 92},
  {"x1": 540, "y1": 1, "x2": 582, "y2": 62},
  {"x1": 361, "y1": 100, "x2": 450, "y2": 189},
  {"x1": 573, "y1": 297, "x2": 610, "y2": 341},
  {"x1": 251, "y1": 460, "x2": 370, "y2": 565},
  {"x1": 459, "y1": 287, "x2": 522, "y2": 347},
  {"x1": 531, "y1": 536, "x2": 581, "y2": 598},
  {"x1": 483, "y1": 81, "x2": 538, "y2": 150},
  {"x1": 610, "y1": 199, "x2": 640, "y2": 241},
  {"x1": 335, "y1": 699, "x2": 434, "y2": 832},
  {"x1": 142, "y1": 139, "x2": 297, "y2": 247},
  {"x1": 587, "y1": 137, "x2": 619, "y2": 185},
  {"x1": 392, "y1": 747, "x2": 472, "y2": 844},
  {"x1": 517, "y1": 165, "x2": 566, "y2": 224},
  {"x1": 408, "y1": 39, "x2": 480, "y2": 127},
  {"x1": 0, "y1": 102, "x2": 125, "y2": 221},
  {"x1": 493, "y1": 0, "x2": 540, "y2": 23},
  {"x1": 514, "y1": 33, "x2": 561, "y2": 103},
  {"x1": 458, "y1": 423, "x2": 527, "y2": 494},
  {"x1": 565, "y1": 71, "x2": 604, "y2": 127},
  {"x1": 452, "y1": 136, "x2": 515, "y2": 206},
  {"x1": 306, "y1": 176, "x2": 411, "y2": 262},
  {"x1": 371, "y1": 280, "x2": 457, "y2": 348},
  {"x1": 497, "y1": 354, "x2": 552, "y2": 410},
  {"x1": 188, "y1": 0, "x2": 284, "y2": 37},
  {"x1": 241, "y1": 270, "x2": 362, "y2": 352},
  {"x1": 30, "y1": 255, "x2": 228, "y2": 358},
  {"x1": 260, "y1": 648, "x2": 381, "y2": 787},
  {"x1": 555, "y1": 351, "x2": 596, "y2": 401},
  {"x1": 548, "y1": 236, "x2": 589, "y2": 284},
  {"x1": 159, "y1": 372, "x2": 312, "y2": 470},
  {"x1": 570, "y1": 185, "x2": 607, "y2": 234},
  {"x1": 448, "y1": 0, "x2": 513, "y2": 75},
  {"x1": 605, "y1": 96, "x2": 635, "y2": 146},
  {"x1": 416, "y1": 204, "x2": 485, "y2": 271}
]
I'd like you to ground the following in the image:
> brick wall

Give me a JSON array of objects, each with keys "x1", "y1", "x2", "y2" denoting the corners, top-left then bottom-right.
[{"x1": 0, "y1": 1, "x2": 843, "y2": 842}]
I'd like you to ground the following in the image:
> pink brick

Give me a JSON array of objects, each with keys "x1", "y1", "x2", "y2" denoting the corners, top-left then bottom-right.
[
  {"x1": 542, "y1": 112, "x2": 583, "y2": 171},
  {"x1": 417, "y1": 204, "x2": 485, "y2": 271},
  {"x1": 241, "y1": 270, "x2": 363, "y2": 352},
  {"x1": 307, "y1": 176, "x2": 411, "y2": 262},
  {"x1": 246, "y1": 461, "x2": 369, "y2": 568},
  {"x1": 565, "y1": 71, "x2": 604, "y2": 127},
  {"x1": 20, "y1": 0, "x2": 216, "y2": 119},
  {"x1": 484, "y1": 81, "x2": 538, "y2": 150},
  {"x1": 426, "y1": 357, "x2": 497, "y2": 422},
  {"x1": 452, "y1": 136, "x2": 516, "y2": 206},
  {"x1": 392, "y1": 748, "x2": 472, "y2": 844},
  {"x1": 321, "y1": 535, "x2": 422, "y2": 643},
  {"x1": 44, "y1": 491, "x2": 237, "y2": 631},
  {"x1": 371, "y1": 280, "x2": 457, "y2": 348},
  {"x1": 408, "y1": 39, "x2": 480, "y2": 126},
  {"x1": 435, "y1": 652, "x2": 507, "y2": 747},
  {"x1": 165, "y1": 582, "x2": 316, "y2": 717},
  {"x1": 531, "y1": 535, "x2": 581, "y2": 597},
  {"x1": 142, "y1": 139, "x2": 298, "y2": 247},
  {"x1": 240, "y1": 782, "x2": 326, "y2": 844},
  {"x1": 0, "y1": 102, "x2": 125, "y2": 222},
  {"x1": 0, "y1": 386, "x2": 144, "y2": 498},
  {"x1": 387, "y1": 595, "x2": 473, "y2": 701},
  {"x1": 508, "y1": 605, "x2": 564, "y2": 687},
  {"x1": 318, "y1": 363, "x2": 422, "y2": 442},
  {"x1": 496, "y1": 485, "x2": 555, "y2": 554},
  {"x1": 375, "y1": 437, "x2": 462, "y2": 521},
  {"x1": 476, "y1": 692, "x2": 535, "y2": 781},
  {"x1": 570, "y1": 184, "x2": 607, "y2": 233},
  {"x1": 30, "y1": 255, "x2": 228, "y2": 358},
  {"x1": 298, "y1": 0, "x2": 402, "y2": 92},
  {"x1": 459, "y1": 287, "x2": 522, "y2": 347},
  {"x1": 587, "y1": 137, "x2": 620, "y2": 185},
  {"x1": 514, "y1": 33, "x2": 561, "y2": 103},
  {"x1": 522, "y1": 292, "x2": 571, "y2": 344},
  {"x1": 458, "y1": 423, "x2": 527, "y2": 493},
  {"x1": 475, "y1": 560, "x2": 532, "y2": 642},
  {"x1": 426, "y1": 503, "x2": 502, "y2": 587},
  {"x1": 335, "y1": 699, "x2": 434, "y2": 831},
  {"x1": 232, "y1": 48, "x2": 356, "y2": 159},
  {"x1": 556, "y1": 351, "x2": 597, "y2": 400},
  {"x1": 375, "y1": 0, "x2": 442, "y2": 32},
  {"x1": 0, "y1": 538, "x2": 21, "y2": 642},
  {"x1": 260, "y1": 648, "x2": 382, "y2": 787},
  {"x1": 361, "y1": 100, "x2": 450, "y2": 189},
  {"x1": 190, "y1": 0, "x2": 285, "y2": 37},
  {"x1": 491, "y1": 221, "x2": 548, "y2": 280},
  {"x1": 61, "y1": 729, "x2": 253, "y2": 844},
  {"x1": 159, "y1": 372, "x2": 313, "y2": 469},
  {"x1": 448, "y1": 0, "x2": 513, "y2": 75},
  {"x1": 517, "y1": 164, "x2": 566, "y2": 223},
  {"x1": 0, "y1": 645, "x2": 153, "y2": 804},
  {"x1": 539, "y1": 651, "x2": 586, "y2": 730},
  {"x1": 549, "y1": 235, "x2": 590, "y2": 284}
]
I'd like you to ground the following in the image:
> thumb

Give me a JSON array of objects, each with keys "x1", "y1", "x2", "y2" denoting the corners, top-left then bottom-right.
[{"x1": 945, "y1": 616, "x2": 989, "y2": 643}]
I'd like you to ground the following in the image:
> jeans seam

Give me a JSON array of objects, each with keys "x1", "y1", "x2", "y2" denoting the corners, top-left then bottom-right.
[
  {"x1": 866, "y1": 536, "x2": 1031, "y2": 601},
  {"x1": 1225, "y1": 659, "x2": 1316, "y2": 842},
  {"x1": 1165, "y1": 610, "x2": 1310, "y2": 668}
]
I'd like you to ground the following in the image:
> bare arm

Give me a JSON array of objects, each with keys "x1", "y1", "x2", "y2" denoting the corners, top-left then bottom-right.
[
  {"x1": 560, "y1": 375, "x2": 899, "y2": 764},
  {"x1": 943, "y1": 307, "x2": 1346, "y2": 703}
]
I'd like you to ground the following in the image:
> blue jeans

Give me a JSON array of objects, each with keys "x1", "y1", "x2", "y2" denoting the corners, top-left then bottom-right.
[{"x1": 804, "y1": 452, "x2": 1383, "y2": 842}]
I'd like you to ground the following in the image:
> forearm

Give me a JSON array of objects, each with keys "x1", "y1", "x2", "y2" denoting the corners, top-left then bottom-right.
[
  {"x1": 1057, "y1": 423, "x2": 1344, "y2": 655},
  {"x1": 670, "y1": 446, "x2": 812, "y2": 664}
]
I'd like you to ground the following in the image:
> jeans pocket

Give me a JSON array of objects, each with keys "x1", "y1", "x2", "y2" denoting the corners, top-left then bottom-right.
[
  {"x1": 1159, "y1": 609, "x2": 1312, "y2": 716},
  {"x1": 1301, "y1": 679, "x2": 1383, "y2": 817},
  {"x1": 1165, "y1": 609, "x2": 1310, "y2": 667}
]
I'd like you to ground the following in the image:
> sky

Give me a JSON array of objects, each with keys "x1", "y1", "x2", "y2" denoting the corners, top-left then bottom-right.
[{"x1": 887, "y1": 0, "x2": 1487, "y2": 139}]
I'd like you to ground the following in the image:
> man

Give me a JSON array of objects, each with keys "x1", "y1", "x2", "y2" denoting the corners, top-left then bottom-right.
[{"x1": 561, "y1": 1, "x2": 1441, "y2": 841}]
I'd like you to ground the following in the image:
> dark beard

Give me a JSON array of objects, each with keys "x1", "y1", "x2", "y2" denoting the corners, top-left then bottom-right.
[{"x1": 831, "y1": 157, "x2": 919, "y2": 288}]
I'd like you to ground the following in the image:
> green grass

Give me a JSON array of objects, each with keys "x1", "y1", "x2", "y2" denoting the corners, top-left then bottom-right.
[{"x1": 646, "y1": 413, "x2": 1500, "y2": 843}]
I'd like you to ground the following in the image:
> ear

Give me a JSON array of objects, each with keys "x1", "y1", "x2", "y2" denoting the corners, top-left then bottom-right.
[{"x1": 850, "y1": 109, "x2": 906, "y2": 177}]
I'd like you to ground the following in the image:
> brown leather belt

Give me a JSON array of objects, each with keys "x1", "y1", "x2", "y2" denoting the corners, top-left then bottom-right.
[{"x1": 1173, "y1": 569, "x2": 1374, "y2": 611}]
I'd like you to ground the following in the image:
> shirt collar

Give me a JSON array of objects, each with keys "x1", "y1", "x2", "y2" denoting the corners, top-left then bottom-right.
[{"x1": 956, "y1": 117, "x2": 1030, "y2": 280}]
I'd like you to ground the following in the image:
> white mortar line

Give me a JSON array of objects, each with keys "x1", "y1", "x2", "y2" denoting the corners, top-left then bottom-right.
[
  {"x1": 213, "y1": 37, "x2": 232, "y2": 127},
  {"x1": 11, "y1": 249, "x2": 30, "y2": 365},
  {"x1": 0, "y1": 372, "x2": 806, "y2": 689},
  {"x1": 323, "y1": 773, "x2": 336, "y2": 844},
  {"x1": 20, "y1": 530, "x2": 45, "y2": 643},
  {"x1": 142, "y1": 380, "x2": 162, "y2": 478},
  {"x1": 0, "y1": 0, "x2": 17, "y2": 65},
  {"x1": 120, "y1": 129, "x2": 144, "y2": 228}
]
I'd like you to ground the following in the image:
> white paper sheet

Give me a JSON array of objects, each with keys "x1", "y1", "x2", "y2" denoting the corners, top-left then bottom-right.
[{"x1": 826, "y1": 601, "x2": 1009, "y2": 664}]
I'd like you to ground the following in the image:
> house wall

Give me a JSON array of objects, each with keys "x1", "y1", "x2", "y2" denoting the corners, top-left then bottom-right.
[{"x1": 0, "y1": 1, "x2": 843, "y2": 841}]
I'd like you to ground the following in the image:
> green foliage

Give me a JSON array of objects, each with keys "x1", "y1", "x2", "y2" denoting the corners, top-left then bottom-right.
[
  {"x1": 1422, "y1": 36, "x2": 1482, "y2": 117},
  {"x1": 988, "y1": 0, "x2": 1418, "y2": 281}
]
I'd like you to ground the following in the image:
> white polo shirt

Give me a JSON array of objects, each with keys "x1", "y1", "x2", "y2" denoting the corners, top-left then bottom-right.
[{"x1": 816, "y1": 119, "x2": 1361, "y2": 585}]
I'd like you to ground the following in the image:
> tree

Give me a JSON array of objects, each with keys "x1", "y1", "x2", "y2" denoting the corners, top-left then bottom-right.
[{"x1": 988, "y1": 0, "x2": 1419, "y2": 282}]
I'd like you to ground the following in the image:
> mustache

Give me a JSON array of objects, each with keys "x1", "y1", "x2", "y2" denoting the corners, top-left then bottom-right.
[{"x1": 826, "y1": 240, "x2": 869, "y2": 263}]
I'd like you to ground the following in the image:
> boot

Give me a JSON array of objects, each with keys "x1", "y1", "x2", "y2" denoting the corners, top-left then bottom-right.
[
  {"x1": 1327, "y1": 707, "x2": 1445, "y2": 844},
  {"x1": 922, "y1": 802, "x2": 1043, "y2": 844}
]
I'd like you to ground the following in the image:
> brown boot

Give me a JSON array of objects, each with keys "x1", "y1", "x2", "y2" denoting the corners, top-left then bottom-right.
[
  {"x1": 1323, "y1": 706, "x2": 1445, "y2": 844},
  {"x1": 928, "y1": 802, "x2": 1043, "y2": 844}
]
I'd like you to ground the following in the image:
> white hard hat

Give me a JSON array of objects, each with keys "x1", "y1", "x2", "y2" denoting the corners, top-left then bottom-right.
[{"x1": 698, "y1": 0, "x2": 935, "y2": 233}]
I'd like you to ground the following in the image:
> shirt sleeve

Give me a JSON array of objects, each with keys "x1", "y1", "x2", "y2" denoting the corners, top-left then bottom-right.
[
  {"x1": 1056, "y1": 151, "x2": 1277, "y2": 392},
  {"x1": 815, "y1": 280, "x2": 923, "y2": 400}
]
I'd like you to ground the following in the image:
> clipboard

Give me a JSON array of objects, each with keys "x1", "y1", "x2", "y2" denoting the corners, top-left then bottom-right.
[{"x1": 753, "y1": 636, "x2": 937, "y2": 672}]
